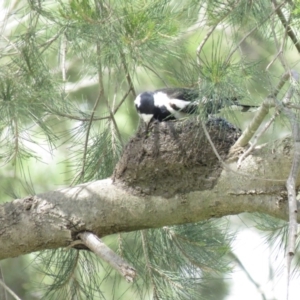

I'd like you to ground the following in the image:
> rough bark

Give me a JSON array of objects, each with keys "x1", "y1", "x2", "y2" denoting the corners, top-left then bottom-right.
[{"x1": 0, "y1": 118, "x2": 298, "y2": 260}]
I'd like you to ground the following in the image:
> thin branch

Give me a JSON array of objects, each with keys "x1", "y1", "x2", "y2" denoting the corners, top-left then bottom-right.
[
  {"x1": 141, "y1": 230, "x2": 159, "y2": 300},
  {"x1": 40, "y1": 26, "x2": 67, "y2": 54},
  {"x1": 73, "y1": 38, "x2": 105, "y2": 184},
  {"x1": 200, "y1": 120, "x2": 223, "y2": 162},
  {"x1": 273, "y1": 1, "x2": 300, "y2": 54},
  {"x1": 197, "y1": 1, "x2": 241, "y2": 66},
  {"x1": 60, "y1": 34, "x2": 67, "y2": 82},
  {"x1": 45, "y1": 109, "x2": 108, "y2": 122},
  {"x1": 10, "y1": 116, "x2": 19, "y2": 170},
  {"x1": 0, "y1": 0, "x2": 20, "y2": 57},
  {"x1": 95, "y1": 1, "x2": 125, "y2": 147},
  {"x1": 232, "y1": 71, "x2": 291, "y2": 149},
  {"x1": 0, "y1": 278, "x2": 21, "y2": 300},
  {"x1": 0, "y1": 34, "x2": 20, "y2": 55},
  {"x1": 45, "y1": 85, "x2": 132, "y2": 122},
  {"x1": 108, "y1": 95, "x2": 124, "y2": 147},
  {"x1": 285, "y1": 103, "x2": 300, "y2": 110},
  {"x1": 101, "y1": 2, "x2": 136, "y2": 99},
  {"x1": 69, "y1": 77, "x2": 104, "y2": 185},
  {"x1": 196, "y1": 25, "x2": 219, "y2": 64},
  {"x1": 78, "y1": 232, "x2": 136, "y2": 282},
  {"x1": 65, "y1": 240, "x2": 84, "y2": 249},
  {"x1": 120, "y1": 51, "x2": 136, "y2": 98},
  {"x1": 265, "y1": 50, "x2": 282, "y2": 71},
  {"x1": 100, "y1": 79, "x2": 123, "y2": 147},
  {"x1": 118, "y1": 234, "x2": 124, "y2": 258},
  {"x1": 165, "y1": 227, "x2": 215, "y2": 271},
  {"x1": 201, "y1": 118, "x2": 286, "y2": 183},
  {"x1": 266, "y1": 12, "x2": 285, "y2": 71},
  {"x1": 226, "y1": 1, "x2": 286, "y2": 64},
  {"x1": 231, "y1": 98, "x2": 273, "y2": 149},
  {"x1": 73, "y1": 92, "x2": 101, "y2": 184},
  {"x1": 142, "y1": 64, "x2": 169, "y2": 87},
  {"x1": 281, "y1": 71, "x2": 300, "y2": 299},
  {"x1": 237, "y1": 109, "x2": 280, "y2": 168},
  {"x1": 0, "y1": 267, "x2": 7, "y2": 300},
  {"x1": 229, "y1": 252, "x2": 267, "y2": 300},
  {"x1": 103, "y1": 91, "x2": 124, "y2": 147},
  {"x1": 272, "y1": 71, "x2": 291, "y2": 98},
  {"x1": 112, "y1": 85, "x2": 132, "y2": 114}
]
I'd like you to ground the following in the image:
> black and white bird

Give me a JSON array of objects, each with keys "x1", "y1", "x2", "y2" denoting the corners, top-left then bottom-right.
[{"x1": 134, "y1": 88, "x2": 255, "y2": 124}]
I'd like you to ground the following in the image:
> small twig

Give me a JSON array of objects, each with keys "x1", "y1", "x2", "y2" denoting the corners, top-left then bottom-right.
[
  {"x1": 0, "y1": 278, "x2": 21, "y2": 300},
  {"x1": 231, "y1": 98, "x2": 274, "y2": 149},
  {"x1": 0, "y1": 35, "x2": 20, "y2": 54},
  {"x1": 280, "y1": 71, "x2": 300, "y2": 300},
  {"x1": 273, "y1": 1, "x2": 300, "y2": 54},
  {"x1": 72, "y1": 92, "x2": 101, "y2": 185},
  {"x1": 78, "y1": 232, "x2": 136, "y2": 282},
  {"x1": 107, "y1": 94, "x2": 124, "y2": 147},
  {"x1": 141, "y1": 230, "x2": 159, "y2": 300},
  {"x1": 45, "y1": 109, "x2": 107, "y2": 122},
  {"x1": 46, "y1": 85, "x2": 132, "y2": 122},
  {"x1": 142, "y1": 64, "x2": 169, "y2": 87},
  {"x1": 118, "y1": 234, "x2": 124, "y2": 258},
  {"x1": 266, "y1": 8, "x2": 287, "y2": 71},
  {"x1": 0, "y1": 0, "x2": 20, "y2": 56},
  {"x1": 273, "y1": 72, "x2": 291, "y2": 98},
  {"x1": 197, "y1": 1, "x2": 241, "y2": 66},
  {"x1": 285, "y1": 103, "x2": 300, "y2": 110},
  {"x1": 60, "y1": 34, "x2": 67, "y2": 82},
  {"x1": 265, "y1": 50, "x2": 282, "y2": 71},
  {"x1": 65, "y1": 240, "x2": 84, "y2": 250},
  {"x1": 201, "y1": 118, "x2": 286, "y2": 183},
  {"x1": 11, "y1": 116, "x2": 19, "y2": 170},
  {"x1": 226, "y1": 1, "x2": 286, "y2": 65},
  {"x1": 229, "y1": 252, "x2": 267, "y2": 300},
  {"x1": 200, "y1": 120, "x2": 223, "y2": 162},
  {"x1": 196, "y1": 25, "x2": 219, "y2": 64},
  {"x1": 40, "y1": 26, "x2": 67, "y2": 54},
  {"x1": 0, "y1": 266, "x2": 7, "y2": 300},
  {"x1": 120, "y1": 51, "x2": 136, "y2": 98},
  {"x1": 232, "y1": 71, "x2": 291, "y2": 149},
  {"x1": 72, "y1": 40, "x2": 104, "y2": 185},
  {"x1": 237, "y1": 109, "x2": 279, "y2": 168}
]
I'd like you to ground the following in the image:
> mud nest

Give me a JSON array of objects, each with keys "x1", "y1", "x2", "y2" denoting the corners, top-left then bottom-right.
[{"x1": 113, "y1": 118, "x2": 241, "y2": 198}]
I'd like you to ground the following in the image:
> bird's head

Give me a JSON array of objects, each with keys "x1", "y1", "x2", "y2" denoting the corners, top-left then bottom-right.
[{"x1": 134, "y1": 92, "x2": 155, "y2": 123}]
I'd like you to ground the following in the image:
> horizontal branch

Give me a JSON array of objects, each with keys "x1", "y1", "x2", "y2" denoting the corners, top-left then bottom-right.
[{"x1": 0, "y1": 136, "x2": 299, "y2": 260}]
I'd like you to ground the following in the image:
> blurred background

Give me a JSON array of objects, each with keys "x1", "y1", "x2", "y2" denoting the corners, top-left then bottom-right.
[{"x1": 0, "y1": 0, "x2": 300, "y2": 299}]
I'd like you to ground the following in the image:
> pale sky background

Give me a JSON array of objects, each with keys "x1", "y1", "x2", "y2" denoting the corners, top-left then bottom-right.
[{"x1": 226, "y1": 216, "x2": 299, "y2": 300}]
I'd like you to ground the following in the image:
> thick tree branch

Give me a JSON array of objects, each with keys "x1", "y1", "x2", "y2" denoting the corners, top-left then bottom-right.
[{"x1": 0, "y1": 135, "x2": 299, "y2": 260}]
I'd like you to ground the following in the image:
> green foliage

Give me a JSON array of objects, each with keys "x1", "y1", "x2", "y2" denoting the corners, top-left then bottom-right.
[
  {"x1": 111, "y1": 220, "x2": 232, "y2": 299},
  {"x1": 34, "y1": 249, "x2": 107, "y2": 299},
  {"x1": 252, "y1": 213, "x2": 300, "y2": 281},
  {"x1": 1, "y1": 0, "x2": 300, "y2": 299}
]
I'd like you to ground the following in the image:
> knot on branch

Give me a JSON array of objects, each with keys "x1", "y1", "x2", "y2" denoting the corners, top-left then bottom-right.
[{"x1": 113, "y1": 118, "x2": 241, "y2": 197}]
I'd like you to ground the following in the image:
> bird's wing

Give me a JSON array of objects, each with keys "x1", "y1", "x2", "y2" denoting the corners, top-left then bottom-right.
[
  {"x1": 154, "y1": 88, "x2": 199, "y2": 114},
  {"x1": 155, "y1": 88, "x2": 258, "y2": 115},
  {"x1": 155, "y1": 88, "x2": 199, "y2": 102}
]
